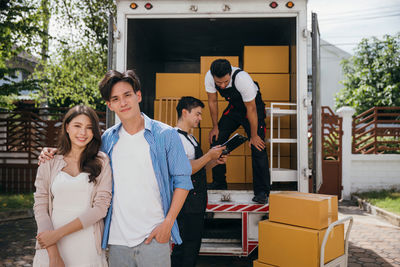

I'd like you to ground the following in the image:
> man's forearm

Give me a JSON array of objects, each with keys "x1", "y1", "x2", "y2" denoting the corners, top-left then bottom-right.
[
  {"x1": 246, "y1": 104, "x2": 259, "y2": 137},
  {"x1": 208, "y1": 93, "x2": 219, "y2": 127},
  {"x1": 165, "y1": 188, "x2": 189, "y2": 224}
]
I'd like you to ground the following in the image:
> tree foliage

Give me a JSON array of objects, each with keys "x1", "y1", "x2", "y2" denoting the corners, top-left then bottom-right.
[
  {"x1": 35, "y1": 46, "x2": 107, "y2": 111},
  {"x1": 335, "y1": 34, "x2": 400, "y2": 114},
  {"x1": 33, "y1": 0, "x2": 115, "y2": 110},
  {"x1": 0, "y1": 0, "x2": 45, "y2": 108}
]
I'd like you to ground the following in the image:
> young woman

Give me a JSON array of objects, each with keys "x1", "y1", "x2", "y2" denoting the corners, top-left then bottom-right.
[{"x1": 32, "y1": 105, "x2": 112, "y2": 267}]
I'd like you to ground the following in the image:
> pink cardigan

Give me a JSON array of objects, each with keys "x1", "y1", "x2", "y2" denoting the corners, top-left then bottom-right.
[{"x1": 33, "y1": 152, "x2": 112, "y2": 254}]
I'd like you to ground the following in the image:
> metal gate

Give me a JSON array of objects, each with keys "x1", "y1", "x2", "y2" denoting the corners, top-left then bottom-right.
[{"x1": 318, "y1": 106, "x2": 343, "y2": 198}]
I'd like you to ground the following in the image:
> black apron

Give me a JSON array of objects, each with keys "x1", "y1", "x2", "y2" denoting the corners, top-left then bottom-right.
[
  {"x1": 215, "y1": 69, "x2": 266, "y2": 119},
  {"x1": 177, "y1": 129, "x2": 207, "y2": 214}
]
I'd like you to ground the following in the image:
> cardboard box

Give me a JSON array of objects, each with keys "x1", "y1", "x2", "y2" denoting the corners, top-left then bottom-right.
[
  {"x1": 253, "y1": 260, "x2": 277, "y2": 267},
  {"x1": 250, "y1": 74, "x2": 290, "y2": 101},
  {"x1": 199, "y1": 73, "x2": 208, "y2": 100},
  {"x1": 155, "y1": 73, "x2": 200, "y2": 99},
  {"x1": 258, "y1": 220, "x2": 345, "y2": 267},
  {"x1": 226, "y1": 155, "x2": 246, "y2": 183},
  {"x1": 244, "y1": 46, "x2": 289, "y2": 73},
  {"x1": 269, "y1": 192, "x2": 338, "y2": 230},
  {"x1": 200, "y1": 56, "x2": 239, "y2": 74}
]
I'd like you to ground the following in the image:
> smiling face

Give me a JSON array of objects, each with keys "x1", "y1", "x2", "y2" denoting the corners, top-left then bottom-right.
[
  {"x1": 184, "y1": 106, "x2": 203, "y2": 128},
  {"x1": 106, "y1": 81, "x2": 142, "y2": 122},
  {"x1": 66, "y1": 114, "x2": 93, "y2": 150},
  {"x1": 213, "y1": 73, "x2": 231, "y2": 90}
]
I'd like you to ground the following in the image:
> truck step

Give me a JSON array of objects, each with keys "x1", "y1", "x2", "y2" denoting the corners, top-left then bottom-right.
[
  {"x1": 199, "y1": 242, "x2": 243, "y2": 254},
  {"x1": 203, "y1": 218, "x2": 241, "y2": 239},
  {"x1": 201, "y1": 238, "x2": 241, "y2": 244}
]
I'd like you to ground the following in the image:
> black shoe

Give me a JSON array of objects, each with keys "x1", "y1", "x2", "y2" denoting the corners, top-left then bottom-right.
[
  {"x1": 252, "y1": 194, "x2": 268, "y2": 204},
  {"x1": 207, "y1": 181, "x2": 227, "y2": 190}
]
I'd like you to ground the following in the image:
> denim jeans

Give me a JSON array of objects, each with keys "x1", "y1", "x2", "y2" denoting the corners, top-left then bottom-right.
[{"x1": 108, "y1": 239, "x2": 170, "y2": 267}]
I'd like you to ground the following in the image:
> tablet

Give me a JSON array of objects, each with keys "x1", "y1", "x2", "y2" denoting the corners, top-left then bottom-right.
[{"x1": 220, "y1": 133, "x2": 248, "y2": 155}]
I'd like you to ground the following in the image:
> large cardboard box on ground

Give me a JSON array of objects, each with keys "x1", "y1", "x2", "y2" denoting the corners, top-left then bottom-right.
[
  {"x1": 250, "y1": 74, "x2": 290, "y2": 101},
  {"x1": 258, "y1": 220, "x2": 344, "y2": 266},
  {"x1": 243, "y1": 46, "x2": 289, "y2": 73},
  {"x1": 253, "y1": 260, "x2": 277, "y2": 267},
  {"x1": 155, "y1": 73, "x2": 200, "y2": 99},
  {"x1": 269, "y1": 192, "x2": 338, "y2": 230},
  {"x1": 200, "y1": 56, "x2": 239, "y2": 74}
]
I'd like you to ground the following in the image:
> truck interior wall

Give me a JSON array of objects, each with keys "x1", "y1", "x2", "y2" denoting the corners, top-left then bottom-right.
[{"x1": 127, "y1": 17, "x2": 297, "y2": 117}]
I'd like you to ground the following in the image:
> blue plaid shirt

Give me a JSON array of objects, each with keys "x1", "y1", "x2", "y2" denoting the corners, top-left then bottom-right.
[{"x1": 100, "y1": 113, "x2": 193, "y2": 248}]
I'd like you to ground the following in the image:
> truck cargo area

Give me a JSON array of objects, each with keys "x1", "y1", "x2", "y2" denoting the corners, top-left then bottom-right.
[{"x1": 126, "y1": 17, "x2": 297, "y2": 115}]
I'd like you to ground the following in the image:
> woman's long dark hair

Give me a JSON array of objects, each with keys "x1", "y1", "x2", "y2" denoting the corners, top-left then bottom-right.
[{"x1": 58, "y1": 105, "x2": 102, "y2": 183}]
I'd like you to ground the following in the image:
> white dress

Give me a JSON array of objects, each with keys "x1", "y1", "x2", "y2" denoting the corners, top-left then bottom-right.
[{"x1": 33, "y1": 171, "x2": 108, "y2": 267}]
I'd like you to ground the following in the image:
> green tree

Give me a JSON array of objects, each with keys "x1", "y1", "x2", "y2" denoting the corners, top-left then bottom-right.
[
  {"x1": 0, "y1": 0, "x2": 45, "y2": 109},
  {"x1": 33, "y1": 0, "x2": 115, "y2": 110},
  {"x1": 35, "y1": 45, "x2": 107, "y2": 110},
  {"x1": 335, "y1": 34, "x2": 400, "y2": 114}
]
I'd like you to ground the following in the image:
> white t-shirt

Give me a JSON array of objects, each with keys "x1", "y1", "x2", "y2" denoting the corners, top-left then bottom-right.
[
  {"x1": 109, "y1": 127, "x2": 164, "y2": 247},
  {"x1": 175, "y1": 127, "x2": 196, "y2": 160},
  {"x1": 204, "y1": 66, "x2": 259, "y2": 102}
]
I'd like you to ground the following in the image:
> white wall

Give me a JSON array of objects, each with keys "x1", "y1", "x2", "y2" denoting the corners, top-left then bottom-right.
[
  {"x1": 350, "y1": 155, "x2": 400, "y2": 193},
  {"x1": 338, "y1": 107, "x2": 400, "y2": 199}
]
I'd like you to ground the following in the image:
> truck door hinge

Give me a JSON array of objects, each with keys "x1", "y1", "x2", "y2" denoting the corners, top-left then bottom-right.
[
  {"x1": 302, "y1": 168, "x2": 312, "y2": 178},
  {"x1": 222, "y1": 4, "x2": 230, "y2": 12},
  {"x1": 302, "y1": 28, "x2": 310, "y2": 39},
  {"x1": 114, "y1": 30, "x2": 121, "y2": 41},
  {"x1": 189, "y1": 5, "x2": 198, "y2": 12},
  {"x1": 303, "y1": 95, "x2": 311, "y2": 108}
]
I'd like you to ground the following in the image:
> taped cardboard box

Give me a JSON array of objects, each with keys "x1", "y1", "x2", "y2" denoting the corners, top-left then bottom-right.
[
  {"x1": 269, "y1": 191, "x2": 338, "y2": 230},
  {"x1": 258, "y1": 220, "x2": 344, "y2": 267}
]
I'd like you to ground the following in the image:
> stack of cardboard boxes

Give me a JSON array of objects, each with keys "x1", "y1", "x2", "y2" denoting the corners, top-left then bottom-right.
[
  {"x1": 254, "y1": 192, "x2": 345, "y2": 267},
  {"x1": 154, "y1": 46, "x2": 293, "y2": 184}
]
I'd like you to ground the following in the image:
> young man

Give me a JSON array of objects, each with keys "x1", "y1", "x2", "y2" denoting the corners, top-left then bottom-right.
[
  {"x1": 171, "y1": 96, "x2": 227, "y2": 267},
  {"x1": 40, "y1": 70, "x2": 193, "y2": 267},
  {"x1": 99, "y1": 70, "x2": 193, "y2": 267},
  {"x1": 205, "y1": 59, "x2": 271, "y2": 204}
]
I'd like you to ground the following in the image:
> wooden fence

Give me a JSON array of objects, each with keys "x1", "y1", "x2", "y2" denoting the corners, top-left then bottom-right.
[
  {"x1": 352, "y1": 107, "x2": 400, "y2": 154},
  {"x1": 0, "y1": 108, "x2": 106, "y2": 193}
]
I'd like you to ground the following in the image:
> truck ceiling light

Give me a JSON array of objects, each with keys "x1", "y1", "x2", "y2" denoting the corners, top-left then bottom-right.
[
  {"x1": 144, "y1": 3, "x2": 153, "y2": 9},
  {"x1": 130, "y1": 3, "x2": 138, "y2": 9},
  {"x1": 286, "y1": 1, "x2": 294, "y2": 8},
  {"x1": 270, "y1": 2, "x2": 278, "y2": 8}
]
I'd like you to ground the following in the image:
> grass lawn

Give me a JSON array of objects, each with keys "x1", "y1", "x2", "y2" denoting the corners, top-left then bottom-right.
[
  {"x1": 0, "y1": 193, "x2": 34, "y2": 211},
  {"x1": 357, "y1": 189, "x2": 400, "y2": 216}
]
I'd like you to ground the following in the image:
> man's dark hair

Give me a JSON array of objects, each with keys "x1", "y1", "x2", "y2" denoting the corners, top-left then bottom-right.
[
  {"x1": 210, "y1": 59, "x2": 232, "y2": 78},
  {"x1": 176, "y1": 96, "x2": 205, "y2": 119},
  {"x1": 98, "y1": 70, "x2": 141, "y2": 101}
]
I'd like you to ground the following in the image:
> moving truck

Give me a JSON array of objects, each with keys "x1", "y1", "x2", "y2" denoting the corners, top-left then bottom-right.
[{"x1": 109, "y1": 0, "x2": 322, "y2": 256}]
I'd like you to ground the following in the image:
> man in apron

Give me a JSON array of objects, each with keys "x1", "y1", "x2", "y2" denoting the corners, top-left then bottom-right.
[
  {"x1": 204, "y1": 59, "x2": 271, "y2": 204},
  {"x1": 171, "y1": 96, "x2": 227, "y2": 267}
]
